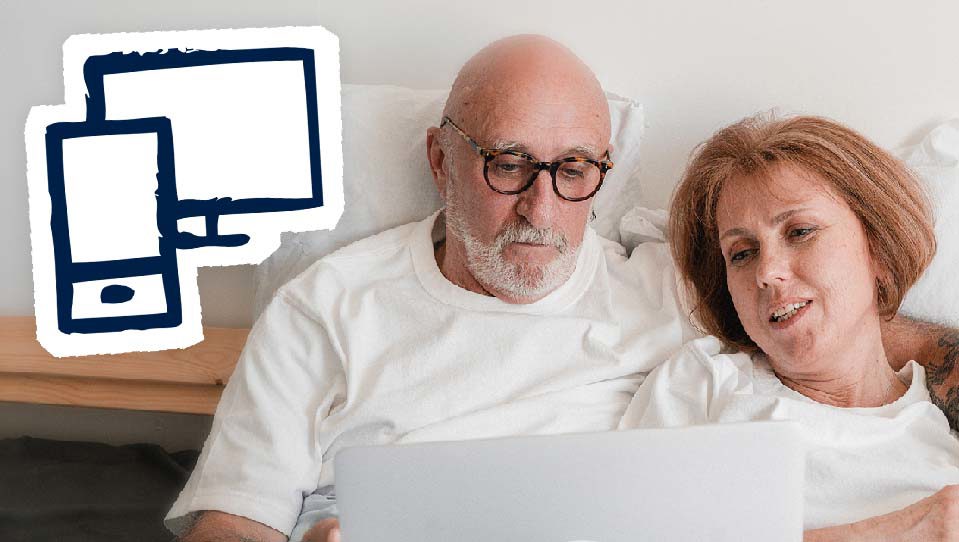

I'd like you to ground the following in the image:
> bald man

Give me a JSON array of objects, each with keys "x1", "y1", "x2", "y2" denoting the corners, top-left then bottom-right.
[
  {"x1": 166, "y1": 34, "x2": 690, "y2": 542},
  {"x1": 167, "y1": 36, "x2": 958, "y2": 542}
]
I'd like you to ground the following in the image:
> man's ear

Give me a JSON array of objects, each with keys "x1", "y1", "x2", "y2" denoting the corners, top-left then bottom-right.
[{"x1": 426, "y1": 126, "x2": 449, "y2": 199}]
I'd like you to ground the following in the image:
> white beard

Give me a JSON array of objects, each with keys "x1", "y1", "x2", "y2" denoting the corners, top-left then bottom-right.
[{"x1": 444, "y1": 176, "x2": 579, "y2": 299}]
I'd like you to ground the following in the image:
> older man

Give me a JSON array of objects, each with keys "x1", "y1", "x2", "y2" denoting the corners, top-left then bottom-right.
[{"x1": 169, "y1": 35, "x2": 959, "y2": 542}]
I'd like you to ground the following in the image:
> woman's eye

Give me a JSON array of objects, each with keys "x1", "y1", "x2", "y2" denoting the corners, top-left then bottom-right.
[
  {"x1": 788, "y1": 227, "x2": 816, "y2": 239},
  {"x1": 730, "y1": 249, "x2": 755, "y2": 264}
]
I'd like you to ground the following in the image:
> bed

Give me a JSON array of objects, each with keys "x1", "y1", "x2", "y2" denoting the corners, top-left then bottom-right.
[
  {"x1": 0, "y1": 317, "x2": 248, "y2": 416},
  {"x1": 0, "y1": 317, "x2": 247, "y2": 542},
  {"x1": 3, "y1": 83, "x2": 957, "y2": 542}
]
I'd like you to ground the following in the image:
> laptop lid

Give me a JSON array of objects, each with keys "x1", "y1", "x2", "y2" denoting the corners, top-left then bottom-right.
[{"x1": 335, "y1": 421, "x2": 804, "y2": 542}]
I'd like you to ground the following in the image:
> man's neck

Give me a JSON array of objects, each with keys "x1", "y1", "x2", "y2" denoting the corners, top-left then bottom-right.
[
  {"x1": 435, "y1": 229, "x2": 555, "y2": 304},
  {"x1": 434, "y1": 236, "x2": 495, "y2": 298}
]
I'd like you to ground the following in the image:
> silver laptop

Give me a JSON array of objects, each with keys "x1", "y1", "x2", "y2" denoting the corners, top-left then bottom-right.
[{"x1": 335, "y1": 421, "x2": 804, "y2": 542}]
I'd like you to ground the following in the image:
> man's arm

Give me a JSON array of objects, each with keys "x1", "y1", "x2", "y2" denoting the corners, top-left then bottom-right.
[
  {"x1": 302, "y1": 518, "x2": 340, "y2": 542},
  {"x1": 177, "y1": 511, "x2": 288, "y2": 542},
  {"x1": 167, "y1": 292, "x2": 345, "y2": 540},
  {"x1": 881, "y1": 314, "x2": 959, "y2": 430}
]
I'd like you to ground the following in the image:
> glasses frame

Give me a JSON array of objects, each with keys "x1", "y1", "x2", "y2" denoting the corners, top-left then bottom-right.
[{"x1": 440, "y1": 116, "x2": 613, "y2": 202}]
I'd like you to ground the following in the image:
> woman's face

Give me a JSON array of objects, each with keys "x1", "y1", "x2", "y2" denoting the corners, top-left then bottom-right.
[{"x1": 715, "y1": 165, "x2": 882, "y2": 372}]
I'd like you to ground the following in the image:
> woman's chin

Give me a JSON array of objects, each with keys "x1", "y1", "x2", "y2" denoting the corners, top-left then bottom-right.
[{"x1": 754, "y1": 326, "x2": 821, "y2": 368}]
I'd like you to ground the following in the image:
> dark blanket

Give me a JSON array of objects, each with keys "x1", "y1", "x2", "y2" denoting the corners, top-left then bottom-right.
[{"x1": 0, "y1": 436, "x2": 199, "y2": 542}]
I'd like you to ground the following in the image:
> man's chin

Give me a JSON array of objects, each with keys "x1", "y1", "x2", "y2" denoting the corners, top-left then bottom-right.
[
  {"x1": 502, "y1": 243, "x2": 560, "y2": 267},
  {"x1": 499, "y1": 263, "x2": 570, "y2": 298}
]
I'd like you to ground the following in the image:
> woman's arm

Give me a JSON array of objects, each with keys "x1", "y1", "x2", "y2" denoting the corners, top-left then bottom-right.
[
  {"x1": 803, "y1": 485, "x2": 959, "y2": 542},
  {"x1": 882, "y1": 315, "x2": 959, "y2": 430}
]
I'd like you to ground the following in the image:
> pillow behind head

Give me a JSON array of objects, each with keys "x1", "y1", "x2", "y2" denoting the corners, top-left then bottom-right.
[
  {"x1": 253, "y1": 84, "x2": 646, "y2": 317},
  {"x1": 898, "y1": 119, "x2": 959, "y2": 327}
]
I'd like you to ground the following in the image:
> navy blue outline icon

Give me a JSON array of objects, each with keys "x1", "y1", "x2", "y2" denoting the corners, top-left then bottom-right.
[
  {"x1": 42, "y1": 46, "x2": 325, "y2": 336},
  {"x1": 46, "y1": 118, "x2": 182, "y2": 333},
  {"x1": 83, "y1": 47, "x2": 324, "y2": 249},
  {"x1": 26, "y1": 27, "x2": 342, "y2": 357}
]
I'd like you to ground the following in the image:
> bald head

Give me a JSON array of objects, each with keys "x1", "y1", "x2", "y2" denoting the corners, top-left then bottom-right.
[
  {"x1": 443, "y1": 35, "x2": 610, "y2": 141},
  {"x1": 427, "y1": 35, "x2": 612, "y2": 303}
]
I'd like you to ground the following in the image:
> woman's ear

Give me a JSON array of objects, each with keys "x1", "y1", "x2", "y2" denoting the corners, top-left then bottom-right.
[{"x1": 873, "y1": 260, "x2": 896, "y2": 315}]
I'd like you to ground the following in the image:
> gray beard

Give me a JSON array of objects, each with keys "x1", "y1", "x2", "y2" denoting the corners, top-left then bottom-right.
[{"x1": 444, "y1": 176, "x2": 579, "y2": 299}]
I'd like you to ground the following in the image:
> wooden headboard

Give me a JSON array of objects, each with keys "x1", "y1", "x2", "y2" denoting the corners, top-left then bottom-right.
[{"x1": 0, "y1": 317, "x2": 249, "y2": 415}]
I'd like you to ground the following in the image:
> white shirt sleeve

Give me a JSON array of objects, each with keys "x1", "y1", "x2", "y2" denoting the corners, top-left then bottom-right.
[{"x1": 165, "y1": 290, "x2": 346, "y2": 537}]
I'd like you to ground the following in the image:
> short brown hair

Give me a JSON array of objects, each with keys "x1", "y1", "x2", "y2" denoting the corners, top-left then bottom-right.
[{"x1": 668, "y1": 114, "x2": 936, "y2": 350}]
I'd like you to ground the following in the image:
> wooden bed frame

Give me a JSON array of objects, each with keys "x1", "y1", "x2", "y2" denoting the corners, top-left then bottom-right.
[{"x1": 0, "y1": 316, "x2": 249, "y2": 415}]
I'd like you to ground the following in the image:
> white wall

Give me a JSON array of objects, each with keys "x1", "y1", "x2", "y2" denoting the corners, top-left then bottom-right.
[
  {"x1": 2, "y1": 0, "x2": 958, "y2": 448},
  {"x1": 314, "y1": 0, "x2": 959, "y2": 208}
]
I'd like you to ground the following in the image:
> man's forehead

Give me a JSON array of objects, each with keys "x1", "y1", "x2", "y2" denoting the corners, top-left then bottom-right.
[
  {"x1": 469, "y1": 109, "x2": 610, "y2": 158},
  {"x1": 491, "y1": 139, "x2": 605, "y2": 160}
]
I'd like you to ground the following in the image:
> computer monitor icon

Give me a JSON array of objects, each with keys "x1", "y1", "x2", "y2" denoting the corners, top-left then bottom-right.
[{"x1": 85, "y1": 46, "x2": 324, "y2": 248}]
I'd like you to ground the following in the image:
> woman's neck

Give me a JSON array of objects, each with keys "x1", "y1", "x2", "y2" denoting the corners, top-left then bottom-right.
[
  {"x1": 776, "y1": 360, "x2": 907, "y2": 408},
  {"x1": 771, "y1": 327, "x2": 908, "y2": 408}
]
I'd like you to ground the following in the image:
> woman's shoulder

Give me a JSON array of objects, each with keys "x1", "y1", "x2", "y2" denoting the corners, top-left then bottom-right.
[
  {"x1": 641, "y1": 336, "x2": 763, "y2": 398},
  {"x1": 622, "y1": 336, "x2": 762, "y2": 429},
  {"x1": 676, "y1": 336, "x2": 757, "y2": 377}
]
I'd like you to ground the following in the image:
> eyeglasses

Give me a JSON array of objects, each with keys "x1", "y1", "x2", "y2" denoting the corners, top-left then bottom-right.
[{"x1": 440, "y1": 116, "x2": 613, "y2": 202}]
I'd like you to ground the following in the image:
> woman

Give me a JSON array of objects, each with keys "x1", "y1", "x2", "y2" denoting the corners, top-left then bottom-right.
[{"x1": 621, "y1": 115, "x2": 959, "y2": 538}]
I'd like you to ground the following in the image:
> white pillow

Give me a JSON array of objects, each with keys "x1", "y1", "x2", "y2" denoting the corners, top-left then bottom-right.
[
  {"x1": 253, "y1": 84, "x2": 646, "y2": 317},
  {"x1": 898, "y1": 119, "x2": 959, "y2": 328}
]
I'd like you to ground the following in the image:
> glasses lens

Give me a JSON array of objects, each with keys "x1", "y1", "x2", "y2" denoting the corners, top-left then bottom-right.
[
  {"x1": 555, "y1": 160, "x2": 602, "y2": 200},
  {"x1": 487, "y1": 153, "x2": 536, "y2": 192}
]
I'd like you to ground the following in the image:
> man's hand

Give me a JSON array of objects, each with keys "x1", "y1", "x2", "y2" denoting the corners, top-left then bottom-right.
[
  {"x1": 176, "y1": 510, "x2": 288, "y2": 542},
  {"x1": 881, "y1": 315, "x2": 959, "y2": 430},
  {"x1": 804, "y1": 485, "x2": 959, "y2": 541},
  {"x1": 302, "y1": 518, "x2": 341, "y2": 542}
]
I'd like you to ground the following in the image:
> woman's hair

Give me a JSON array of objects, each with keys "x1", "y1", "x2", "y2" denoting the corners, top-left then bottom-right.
[{"x1": 668, "y1": 114, "x2": 936, "y2": 350}]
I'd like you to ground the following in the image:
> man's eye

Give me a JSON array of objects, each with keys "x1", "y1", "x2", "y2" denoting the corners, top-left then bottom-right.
[
  {"x1": 559, "y1": 167, "x2": 585, "y2": 178},
  {"x1": 494, "y1": 161, "x2": 528, "y2": 175}
]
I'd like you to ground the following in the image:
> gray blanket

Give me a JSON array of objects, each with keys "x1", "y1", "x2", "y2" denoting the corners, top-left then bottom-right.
[{"x1": 0, "y1": 436, "x2": 198, "y2": 542}]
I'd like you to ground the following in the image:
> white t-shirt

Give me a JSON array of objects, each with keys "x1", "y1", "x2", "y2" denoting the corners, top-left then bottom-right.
[
  {"x1": 166, "y1": 211, "x2": 692, "y2": 536},
  {"x1": 620, "y1": 336, "x2": 959, "y2": 529}
]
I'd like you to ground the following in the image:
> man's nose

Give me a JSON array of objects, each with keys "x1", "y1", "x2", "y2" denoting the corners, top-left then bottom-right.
[
  {"x1": 515, "y1": 169, "x2": 555, "y2": 229},
  {"x1": 755, "y1": 245, "x2": 792, "y2": 289}
]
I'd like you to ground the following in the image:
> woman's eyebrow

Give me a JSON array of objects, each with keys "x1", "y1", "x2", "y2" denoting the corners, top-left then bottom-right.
[
  {"x1": 771, "y1": 208, "x2": 811, "y2": 225},
  {"x1": 719, "y1": 208, "x2": 813, "y2": 241},
  {"x1": 720, "y1": 227, "x2": 751, "y2": 241}
]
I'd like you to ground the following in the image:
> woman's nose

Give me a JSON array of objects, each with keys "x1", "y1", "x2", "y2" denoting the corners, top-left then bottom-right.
[{"x1": 755, "y1": 246, "x2": 792, "y2": 289}]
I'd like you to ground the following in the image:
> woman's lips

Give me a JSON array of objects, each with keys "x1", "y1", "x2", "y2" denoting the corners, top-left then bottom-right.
[{"x1": 768, "y1": 300, "x2": 813, "y2": 329}]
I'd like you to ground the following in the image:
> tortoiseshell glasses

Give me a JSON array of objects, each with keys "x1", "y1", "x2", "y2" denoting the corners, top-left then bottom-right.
[{"x1": 440, "y1": 116, "x2": 613, "y2": 202}]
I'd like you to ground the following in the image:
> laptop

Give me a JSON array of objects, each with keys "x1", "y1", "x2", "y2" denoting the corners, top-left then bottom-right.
[{"x1": 334, "y1": 421, "x2": 804, "y2": 542}]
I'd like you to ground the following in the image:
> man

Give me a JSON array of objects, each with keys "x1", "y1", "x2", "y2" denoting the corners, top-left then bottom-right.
[{"x1": 170, "y1": 35, "x2": 959, "y2": 542}]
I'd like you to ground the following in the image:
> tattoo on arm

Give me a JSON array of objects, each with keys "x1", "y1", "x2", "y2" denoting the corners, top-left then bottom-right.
[{"x1": 925, "y1": 331, "x2": 959, "y2": 431}]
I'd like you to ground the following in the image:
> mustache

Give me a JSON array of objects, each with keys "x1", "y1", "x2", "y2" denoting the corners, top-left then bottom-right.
[{"x1": 495, "y1": 222, "x2": 570, "y2": 253}]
